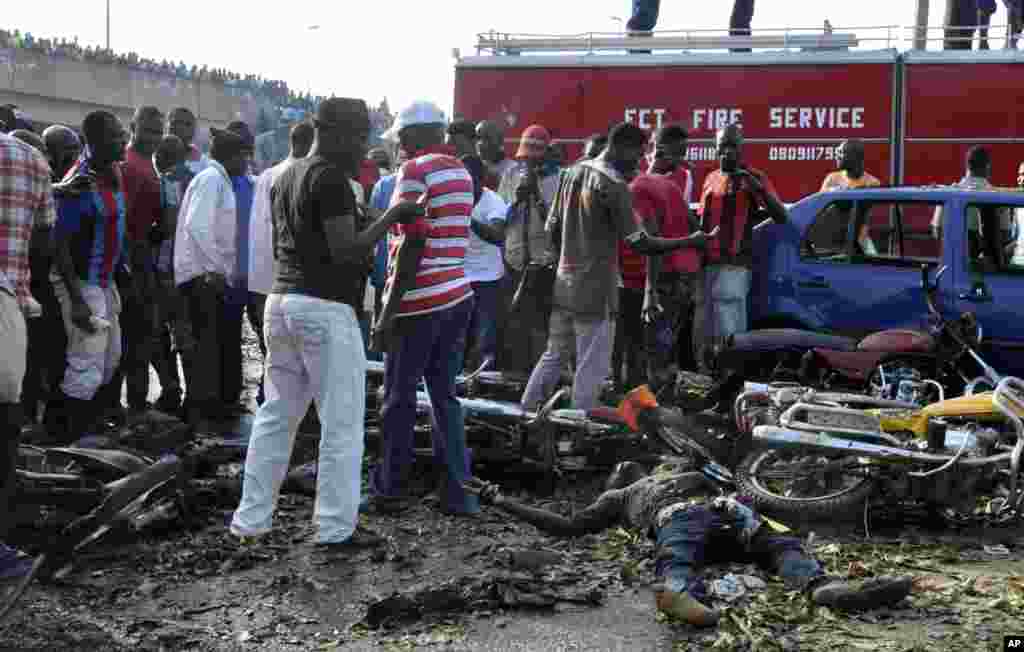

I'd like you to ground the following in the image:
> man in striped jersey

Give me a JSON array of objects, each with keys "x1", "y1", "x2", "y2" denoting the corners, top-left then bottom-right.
[
  {"x1": 369, "y1": 101, "x2": 479, "y2": 516},
  {"x1": 46, "y1": 111, "x2": 130, "y2": 443}
]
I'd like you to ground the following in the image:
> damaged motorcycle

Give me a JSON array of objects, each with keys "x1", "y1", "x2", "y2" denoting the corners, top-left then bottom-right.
[
  {"x1": 732, "y1": 367, "x2": 1024, "y2": 525},
  {"x1": 712, "y1": 265, "x2": 992, "y2": 408}
]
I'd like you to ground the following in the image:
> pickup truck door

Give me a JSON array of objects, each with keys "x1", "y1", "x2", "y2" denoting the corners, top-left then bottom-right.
[
  {"x1": 952, "y1": 198, "x2": 1024, "y2": 377},
  {"x1": 792, "y1": 197, "x2": 943, "y2": 336}
]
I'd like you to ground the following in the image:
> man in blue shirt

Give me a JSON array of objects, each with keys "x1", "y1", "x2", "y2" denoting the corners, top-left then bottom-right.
[
  {"x1": 219, "y1": 121, "x2": 264, "y2": 413},
  {"x1": 367, "y1": 163, "x2": 397, "y2": 361},
  {"x1": 45, "y1": 111, "x2": 131, "y2": 443}
]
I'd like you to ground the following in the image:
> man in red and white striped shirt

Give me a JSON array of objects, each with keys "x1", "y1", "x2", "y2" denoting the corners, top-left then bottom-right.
[{"x1": 370, "y1": 100, "x2": 478, "y2": 516}]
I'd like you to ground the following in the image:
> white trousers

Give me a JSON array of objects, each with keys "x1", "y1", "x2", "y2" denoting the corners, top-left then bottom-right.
[
  {"x1": 53, "y1": 280, "x2": 122, "y2": 401},
  {"x1": 231, "y1": 294, "x2": 367, "y2": 544}
]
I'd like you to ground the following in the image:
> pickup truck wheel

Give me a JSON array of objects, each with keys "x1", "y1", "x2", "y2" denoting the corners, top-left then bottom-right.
[{"x1": 734, "y1": 449, "x2": 876, "y2": 522}]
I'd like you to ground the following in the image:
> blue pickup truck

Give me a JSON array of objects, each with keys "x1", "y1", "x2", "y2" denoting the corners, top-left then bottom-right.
[{"x1": 750, "y1": 187, "x2": 1024, "y2": 377}]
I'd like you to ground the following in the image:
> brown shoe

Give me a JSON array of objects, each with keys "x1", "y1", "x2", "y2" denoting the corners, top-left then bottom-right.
[{"x1": 655, "y1": 590, "x2": 720, "y2": 627}]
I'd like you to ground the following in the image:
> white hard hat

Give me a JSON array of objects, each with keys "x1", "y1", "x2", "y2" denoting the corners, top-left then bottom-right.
[{"x1": 381, "y1": 100, "x2": 447, "y2": 141}]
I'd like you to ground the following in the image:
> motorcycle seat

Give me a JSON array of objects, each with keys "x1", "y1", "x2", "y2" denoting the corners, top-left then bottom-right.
[{"x1": 728, "y1": 329, "x2": 858, "y2": 353}]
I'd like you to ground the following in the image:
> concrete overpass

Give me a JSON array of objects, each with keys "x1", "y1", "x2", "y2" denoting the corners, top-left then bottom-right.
[{"x1": 0, "y1": 46, "x2": 277, "y2": 146}]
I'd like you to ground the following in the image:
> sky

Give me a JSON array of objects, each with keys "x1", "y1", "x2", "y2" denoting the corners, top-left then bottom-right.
[{"x1": 7, "y1": 1, "x2": 1018, "y2": 117}]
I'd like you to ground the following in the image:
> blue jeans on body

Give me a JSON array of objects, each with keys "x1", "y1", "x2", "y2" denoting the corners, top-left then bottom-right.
[
  {"x1": 465, "y1": 280, "x2": 501, "y2": 368},
  {"x1": 231, "y1": 294, "x2": 367, "y2": 544},
  {"x1": 374, "y1": 298, "x2": 479, "y2": 514},
  {"x1": 627, "y1": 0, "x2": 660, "y2": 31},
  {"x1": 655, "y1": 505, "x2": 821, "y2": 601}
]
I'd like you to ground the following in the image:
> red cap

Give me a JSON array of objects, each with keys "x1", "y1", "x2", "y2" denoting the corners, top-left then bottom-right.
[{"x1": 515, "y1": 124, "x2": 551, "y2": 160}]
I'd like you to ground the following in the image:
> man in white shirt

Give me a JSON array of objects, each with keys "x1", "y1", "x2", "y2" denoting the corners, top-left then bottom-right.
[
  {"x1": 174, "y1": 128, "x2": 246, "y2": 430},
  {"x1": 249, "y1": 122, "x2": 314, "y2": 301},
  {"x1": 249, "y1": 122, "x2": 314, "y2": 406},
  {"x1": 459, "y1": 155, "x2": 508, "y2": 371}
]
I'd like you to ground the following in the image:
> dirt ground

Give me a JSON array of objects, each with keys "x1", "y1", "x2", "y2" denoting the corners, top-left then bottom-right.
[{"x1": 3, "y1": 328, "x2": 1024, "y2": 651}]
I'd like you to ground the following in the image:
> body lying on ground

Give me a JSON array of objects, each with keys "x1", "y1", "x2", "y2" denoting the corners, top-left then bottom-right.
[{"x1": 464, "y1": 460, "x2": 911, "y2": 627}]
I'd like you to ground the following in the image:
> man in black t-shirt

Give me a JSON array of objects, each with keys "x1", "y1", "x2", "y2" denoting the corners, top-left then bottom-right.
[{"x1": 230, "y1": 98, "x2": 425, "y2": 550}]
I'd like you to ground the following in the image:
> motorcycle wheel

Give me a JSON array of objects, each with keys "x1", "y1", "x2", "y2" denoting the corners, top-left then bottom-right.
[{"x1": 734, "y1": 449, "x2": 876, "y2": 521}]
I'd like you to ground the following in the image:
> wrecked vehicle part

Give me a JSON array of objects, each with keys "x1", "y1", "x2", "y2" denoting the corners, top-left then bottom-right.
[
  {"x1": 735, "y1": 379, "x2": 1024, "y2": 524},
  {"x1": 45, "y1": 446, "x2": 154, "y2": 479},
  {"x1": 363, "y1": 574, "x2": 606, "y2": 630},
  {"x1": 0, "y1": 454, "x2": 187, "y2": 624},
  {"x1": 371, "y1": 384, "x2": 667, "y2": 476}
]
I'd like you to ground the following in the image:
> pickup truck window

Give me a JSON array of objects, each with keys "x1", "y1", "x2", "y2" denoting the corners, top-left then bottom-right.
[
  {"x1": 802, "y1": 200, "x2": 942, "y2": 267},
  {"x1": 965, "y1": 203, "x2": 1024, "y2": 274}
]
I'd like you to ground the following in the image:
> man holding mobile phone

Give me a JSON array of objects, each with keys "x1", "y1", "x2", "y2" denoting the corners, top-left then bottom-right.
[{"x1": 696, "y1": 124, "x2": 787, "y2": 372}]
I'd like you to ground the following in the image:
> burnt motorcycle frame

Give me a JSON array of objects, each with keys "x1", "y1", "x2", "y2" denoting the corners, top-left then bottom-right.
[
  {"x1": 1, "y1": 447, "x2": 195, "y2": 624},
  {"x1": 733, "y1": 366, "x2": 1023, "y2": 525}
]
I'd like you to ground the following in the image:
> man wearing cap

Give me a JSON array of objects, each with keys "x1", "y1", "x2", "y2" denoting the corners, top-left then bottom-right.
[
  {"x1": 497, "y1": 124, "x2": 561, "y2": 373},
  {"x1": 174, "y1": 127, "x2": 247, "y2": 431},
  {"x1": 369, "y1": 100, "x2": 479, "y2": 516},
  {"x1": 231, "y1": 98, "x2": 422, "y2": 549}
]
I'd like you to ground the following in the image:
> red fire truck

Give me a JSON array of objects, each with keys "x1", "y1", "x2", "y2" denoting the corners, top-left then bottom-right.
[{"x1": 453, "y1": 30, "x2": 1024, "y2": 203}]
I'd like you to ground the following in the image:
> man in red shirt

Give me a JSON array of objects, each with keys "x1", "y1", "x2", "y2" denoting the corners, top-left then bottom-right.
[
  {"x1": 614, "y1": 126, "x2": 700, "y2": 389},
  {"x1": 697, "y1": 124, "x2": 787, "y2": 371},
  {"x1": 105, "y1": 106, "x2": 164, "y2": 417},
  {"x1": 648, "y1": 126, "x2": 699, "y2": 372}
]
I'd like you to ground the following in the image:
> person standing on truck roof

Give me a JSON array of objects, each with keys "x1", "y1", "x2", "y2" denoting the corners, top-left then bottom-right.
[
  {"x1": 977, "y1": 0, "x2": 998, "y2": 49},
  {"x1": 729, "y1": 0, "x2": 756, "y2": 52},
  {"x1": 521, "y1": 123, "x2": 715, "y2": 412},
  {"x1": 626, "y1": 0, "x2": 660, "y2": 53},
  {"x1": 1007, "y1": 0, "x2": 1023, "y2": 48},
  {"x1": 821, "y1": 139, "x2": 881, "y2": 255},
  {"x1": 476, "y1": 120, "x2": 516, "y2": 191},
  {"x1": 498, "y1": 124, "x2": 561, "y2": 374},
  {"x1": 697, "y1": 124, "x2": 786, "y2": 372},
  {"x1": 944, "y1": 0, "x2": 978, "y2": 50}
]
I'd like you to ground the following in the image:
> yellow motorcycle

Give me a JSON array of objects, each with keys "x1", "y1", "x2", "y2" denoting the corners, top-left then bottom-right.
[{"x1": 731, "y1": 371, "x2": 1024, "y2": 524}]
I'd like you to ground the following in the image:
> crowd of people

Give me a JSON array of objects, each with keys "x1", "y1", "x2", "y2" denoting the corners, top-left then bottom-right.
[
  {"x1": 8, "y1": 88, "x2": 1024, "y2": 626},
  {"x1": 0, "y1": 28, "x2": 325, "y2": 112}
]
